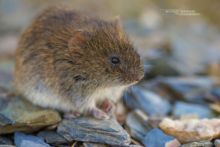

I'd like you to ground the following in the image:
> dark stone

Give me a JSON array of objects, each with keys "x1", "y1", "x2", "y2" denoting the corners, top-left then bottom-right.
[
  {"x1": 57, "y1": 117, "x2": 130, "y2": 146},
  {"x1": 37, "y1": 131, "x2": 68, "y2": 145}
]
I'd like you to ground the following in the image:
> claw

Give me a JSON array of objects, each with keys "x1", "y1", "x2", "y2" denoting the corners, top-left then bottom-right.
[
  {"x1": 64, "y1": 111, "x2": 81, "y2": 119},
  {"x1": 89, "y1": 107, "x2": 109, "y2": 120}
]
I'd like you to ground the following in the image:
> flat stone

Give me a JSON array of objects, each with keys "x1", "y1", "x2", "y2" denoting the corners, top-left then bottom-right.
[
  {"x1": 0, "y1": 89, "x2": 61, "y2": 134},
  {"x1": 159, "y1": 77, "x2": 214, "y2": 102},
  {"x1": 142, "y1": 128, "x2": 180, "y2": 147},
  {"x1": 173, "y1": 101, "x2": 214, "y2": 118},
  {"x1": 37, "y1": 131, "x2": 68, "y2": 145},
  {"x1": 14, "y1": 132, "x2": 51, "y2": 147},
  {"x1": 181, "y1": 141, "x2": 213, "y2": 147},
  {"x1": 214, "y1": 139, "x2": 220, "y2": 147},
  {"x1": 159, "y1": 118, "x2": 220, "y2": 143},
  {"x1": 57, "y1": 117, "x2": 130, "y2": 146},
  {"x1": 126, "y1": 110, "x2": 152, "y2": 141},
  {"x1": 124, "y1": 86, "x2": 171, "y2": 116}
]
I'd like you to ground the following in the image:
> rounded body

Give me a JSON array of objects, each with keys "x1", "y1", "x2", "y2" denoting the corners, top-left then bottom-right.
[{"x1": 15, "y1": 6, "x2": 144, "y2": 118}]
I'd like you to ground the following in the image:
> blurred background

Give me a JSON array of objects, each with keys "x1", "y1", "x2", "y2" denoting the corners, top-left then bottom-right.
[{"x1": 0, "y1": 0, "x2": 220, "y2": 89}]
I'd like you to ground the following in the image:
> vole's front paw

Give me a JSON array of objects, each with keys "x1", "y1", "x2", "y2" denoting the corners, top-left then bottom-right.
[
  {"x1": 89, "y1": 107, "x2": 109, "y2": 120},
  {"x1": 100, "y1": 99, "x2": 115, "y2": 115},
  {"x1": 64, "y1": 111, "x2": 81, "y2": 119}
]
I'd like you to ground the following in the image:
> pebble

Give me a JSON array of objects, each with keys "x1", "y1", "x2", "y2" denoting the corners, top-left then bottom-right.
[
  {"x1": 159, "y1": 118, "x2": 220, "y2": 143},
  {"x1": 0, "y1": 89, "x2": 61, "y2": 134},
  {"x1": 14, "y1": 132, "x2": 51, "y2": 147},
  {"x1": 142, "y1": 128, "x2": 180, "y2": 147},
  {"x1": 124, "y1": 86, "x2": 171, "y2": 116},
  {"x1": 37, "y1": 131, "x2": 68, "y2": 145},
  {"x1": 57, "y1": 117, "x2": 130, "y2": 146},
  {"x1": 181, "y1": 141, "x2": 213, "y2": 147},
  {"x1": 126, "y1": 110, "x2": 151, "y2": 141}
]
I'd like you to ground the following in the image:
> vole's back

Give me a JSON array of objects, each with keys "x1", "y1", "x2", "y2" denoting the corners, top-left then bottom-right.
[
  {"x1": 15, "y1": 7, "x2": 86, "y2": 90},
  {"x1": 15, "y1": 7, "x2": 90, "y2": 110}
]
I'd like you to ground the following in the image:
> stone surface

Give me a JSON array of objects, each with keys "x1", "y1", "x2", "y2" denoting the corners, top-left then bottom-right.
[
  {"x1": 142, "y1": 128, "x2": 180, "y2": 147},
  {"x1": 159, "y1": 118, "x2": 220, "y2": 143},
  {"x1": 37, "y1": 131, "x2": 68, "y2": 145},
  {"x1": 124, "y1": 86, "x2": 171, "y2": 116},
  {"x1": 57, "y1": 117, "x2": 130, "y2": 146},
  {"x1": 126, "y1": 110, "x2": 151, "y2": 141},
  {"x1": 181, "y1": 141, "x2": 213, "y2": 147},
  {"x1": 14, "y1": 132, "x2": 51, "y2": 147},
  {"x1": 0, "y1": 88, "x2": 61, "y2": 134},
  {"x1": 160, "y1": 77, "x2": 214, "y2": 102},
  {"x1": 173, "y1": 101, "x2": 214, "y2": 118}
]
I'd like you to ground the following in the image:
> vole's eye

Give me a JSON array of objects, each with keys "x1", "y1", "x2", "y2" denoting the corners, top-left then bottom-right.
[{"x1": 111, "y1": 57, "x2": 120, "y2": 64}]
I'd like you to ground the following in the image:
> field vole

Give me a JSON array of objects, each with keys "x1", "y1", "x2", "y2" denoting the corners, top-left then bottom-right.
[{"x1": 15, "y1": 6, "x2": 144, "y2": 119}]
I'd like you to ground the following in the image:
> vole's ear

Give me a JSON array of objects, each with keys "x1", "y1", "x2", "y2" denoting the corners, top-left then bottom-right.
[
  {"x1": 113, "y1": 16, "x2": 124, "y2": 40},
  {"x1": 68, "y1": 30, "x2": 91, "y2": 49}
]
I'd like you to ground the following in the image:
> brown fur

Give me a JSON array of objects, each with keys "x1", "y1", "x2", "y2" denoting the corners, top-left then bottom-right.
[{"x1": 15, "y1": 6, "x2": 144, "y2": 118}]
